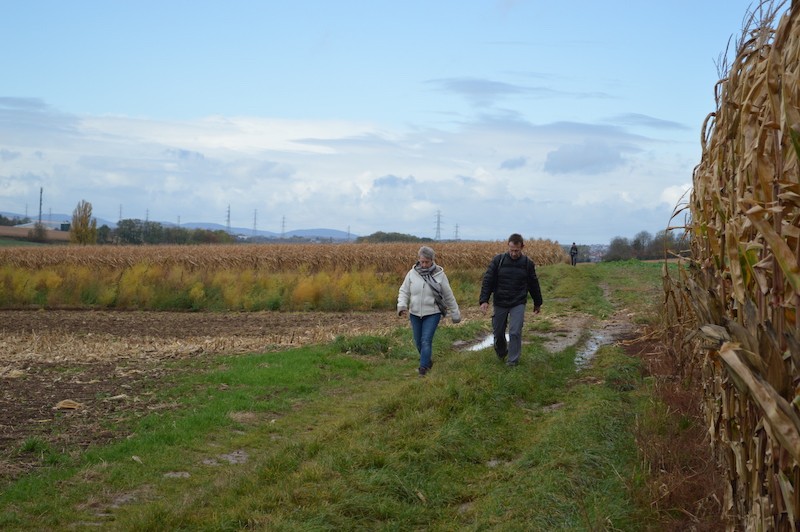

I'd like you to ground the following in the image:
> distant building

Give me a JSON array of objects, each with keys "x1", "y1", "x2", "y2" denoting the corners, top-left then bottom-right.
[
  {"x1": 588, "y1": 244, "x2": 608, "y2": 262},
  {"x1": 16, "y1": 220, "x2": 71, "y2": 231}
]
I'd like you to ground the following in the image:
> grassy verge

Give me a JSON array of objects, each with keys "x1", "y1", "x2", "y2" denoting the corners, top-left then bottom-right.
[
  {"x1": 0, "y1": 238, "x2": 43, "y2": 247},
  {"x1": 1, "y1": 261, "x2": 675, "y2": 530}
]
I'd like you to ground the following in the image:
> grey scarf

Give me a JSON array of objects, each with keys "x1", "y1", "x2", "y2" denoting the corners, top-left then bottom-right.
[{"x1": 415, "y1": 262, "x2": 447, "y2": 316}]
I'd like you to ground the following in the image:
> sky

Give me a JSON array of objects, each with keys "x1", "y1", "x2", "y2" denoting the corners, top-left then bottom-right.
[{"x1": 0, "y1": 1, "x2": 787, "y2": 243}]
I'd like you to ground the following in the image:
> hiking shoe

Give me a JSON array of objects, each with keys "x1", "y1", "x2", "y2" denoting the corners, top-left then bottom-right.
[
  {"x1": 418, "y1": 367, "x2": 428, "y2": 377},
  {"x1": 506, "y1": 361, "x2": 518, "y2": 368},
  {"x1": 497, "y1": 351, "x2": 508, "y2": 361}
]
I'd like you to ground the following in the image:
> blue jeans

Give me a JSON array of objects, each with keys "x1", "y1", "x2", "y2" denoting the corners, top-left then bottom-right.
[{"x1": 409, "y1": 313, "x2": 441, "y2": 369}]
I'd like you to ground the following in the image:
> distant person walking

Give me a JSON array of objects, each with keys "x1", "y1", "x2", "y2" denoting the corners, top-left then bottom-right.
[
  {"x1": 479, "y1": 233, "x2": 543, "y2": 367},
  {"x1": 398, "y1": 246, "x2": 461, "y2": 376},
  {"x1": 570, "y1": 242, "x2": 578, "y2": 266}
]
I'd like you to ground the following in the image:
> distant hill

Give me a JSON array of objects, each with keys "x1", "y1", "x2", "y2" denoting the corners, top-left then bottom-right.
[
  {"x1": 1, "y1": 212, "x2": 357, "y2": 241},
  {"x1": 285, "y1": 228, "x2": 356, "y2": 240},
  {"x1": 179, "y1": 222, "x2": 356, "y2": 241}
]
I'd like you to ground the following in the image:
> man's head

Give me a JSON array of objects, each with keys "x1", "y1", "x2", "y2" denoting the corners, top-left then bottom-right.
[{"x1": 507, "y1": 233, "x2": 524, "y2": 259}]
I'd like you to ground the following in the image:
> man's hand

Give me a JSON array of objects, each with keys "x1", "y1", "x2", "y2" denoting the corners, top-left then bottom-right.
[
  {"x1": 399, "y1": 310, "x2": 407, "y2": 317},
  {"x1": 533, "y1": 305, "x2": 541, "y2": 314},
  {"x1": 480, "y1": 302, "x2": 488, "y2": 313}
]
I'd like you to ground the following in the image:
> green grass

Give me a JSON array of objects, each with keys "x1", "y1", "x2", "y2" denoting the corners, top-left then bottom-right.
[
  {"x1": 0, "y1": 260, "x2": 669, "y2": 530},
  {"x1": 0, "y1": 238, "x2": 43, "y2": 247}
]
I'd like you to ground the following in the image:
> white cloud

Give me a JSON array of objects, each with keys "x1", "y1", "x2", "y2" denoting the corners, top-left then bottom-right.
[
  {"x1": 0, "y1": 149, "x2": 21, "y2": 161},
  {"x1": 544, "y1": 142, "x2": 634, "y2": 175},
  {"x1": 661, "y1": 183, "x2": 692, "y2": 207},
  {"x1": 605, "y1": 113, "x2": 691, "y2": 131},
  {"x1": 500, "y1": 156, "x2": 527, "y2": 170},
  {"x1": 0, "y1": 101, "x2": 694, "y2": 242}
]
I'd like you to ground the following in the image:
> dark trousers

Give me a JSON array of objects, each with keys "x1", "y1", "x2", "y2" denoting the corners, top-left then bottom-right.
[{"x1": 492, "y1": 303, "x2": 526, "y2": 365}]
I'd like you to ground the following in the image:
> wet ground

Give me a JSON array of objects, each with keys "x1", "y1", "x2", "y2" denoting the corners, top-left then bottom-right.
[
  {"x1": 0, "y1": 308, "x2": 407, "y2": 480},
  {"x1": 0, "y1": 306, "x2": 631, "y2": 481}
]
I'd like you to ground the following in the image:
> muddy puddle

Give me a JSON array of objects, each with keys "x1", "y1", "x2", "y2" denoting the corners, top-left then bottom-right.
[
  {"x1": 465, "y1": 334, "x2": 508, "y2": 352},
  {"x1": 464, "y1": 331, "x2": 607, "y2": 370}
]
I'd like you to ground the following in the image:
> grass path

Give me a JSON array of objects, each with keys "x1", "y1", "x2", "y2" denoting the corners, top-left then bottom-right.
[{"x1": 1, "y1": 261, "x2": 680, "y2": 530}]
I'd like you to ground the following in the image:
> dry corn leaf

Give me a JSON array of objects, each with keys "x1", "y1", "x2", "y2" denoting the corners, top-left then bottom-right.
[
  {"x1": 726, "y1": 222, "x2": 747, "y2": 305},
  {"x1": 719, "y1": 342, "x2": 800, "y2": 464},
  {"x1": 700, "y1": 324, "x2": 732, "y2": 345},
  {"x1": 105, "y1": 394, "x2": 129, "y2": 401},
  {"x1": 0, "y1": 368, "x2": 25, "y2": 378},
  {"x1": 777, "y1": 471, "x2": 797, "y2": 525},
  {"x1": 747, "y1": 215, "x2": 800, "y2": 295},
  {"x1": 54, "y1": 399, "x2": 83, "y2": 410}
]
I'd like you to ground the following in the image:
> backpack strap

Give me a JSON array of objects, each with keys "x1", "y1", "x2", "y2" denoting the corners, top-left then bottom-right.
[{"x1": 493, "y1": 253, "x2": 505, "y2": 285}]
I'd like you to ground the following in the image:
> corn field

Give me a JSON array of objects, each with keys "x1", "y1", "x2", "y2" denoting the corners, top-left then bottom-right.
[
  {"x1": 664, "y1": 1, "x2": 800, "y2": 529},
  {"x1": 0, "y1": 240, "x2": 567, "y2": 311},
  {"x1": 0, "y1": 240, "x2": 566, "y2": 273}
]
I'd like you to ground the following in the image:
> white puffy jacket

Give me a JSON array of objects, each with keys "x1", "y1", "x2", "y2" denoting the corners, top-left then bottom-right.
[{"x1": 397, "y1": 265, "x2": 461, "y2": 322}]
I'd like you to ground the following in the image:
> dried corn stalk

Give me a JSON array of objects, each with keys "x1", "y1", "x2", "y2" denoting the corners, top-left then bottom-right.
[
  {"x1": 0, "y1": 240, "x2": 567, "y2": 273},
  {"x1": 664, "y1": 1, "x2": 800, "y2": 529}
]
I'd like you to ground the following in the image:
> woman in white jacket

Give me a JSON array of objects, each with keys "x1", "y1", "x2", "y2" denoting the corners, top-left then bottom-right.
[{"x1": 397, "y1": 246, "x2": 461, "y2": 376}]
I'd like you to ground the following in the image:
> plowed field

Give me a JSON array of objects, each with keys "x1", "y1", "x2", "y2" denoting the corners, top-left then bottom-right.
[
  {"x1": 1, "y1": 308, "x2": 438, "y2": 480},
  {"x1": 0, "y1": 225, "x2": 70, "y2": 241}
]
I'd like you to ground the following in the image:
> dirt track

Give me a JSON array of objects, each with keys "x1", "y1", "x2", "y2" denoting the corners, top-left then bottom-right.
[
  {"x1": 0, "y1": 225, "x2": 70, "y2": 242},
  {"x1": 0, "y1": 308, "x2": 422, "y2": 480},
  {"x1": 0, "y1": 306, "x2": 620, "y2": 481},
  {"x1": 1, "y1": 308, "x2": 499, "y2": 479},
  {"x1": 0, "y1": 309, "x2": 406, "y2": 362},
  {"x1": 0, "y1": 302, "x2": 722, "y2": 529}
]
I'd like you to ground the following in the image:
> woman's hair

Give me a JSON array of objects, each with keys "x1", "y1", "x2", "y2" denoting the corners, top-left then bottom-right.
[{"x1": 418, "y1": 246, "x2": 435, "y2": 261}]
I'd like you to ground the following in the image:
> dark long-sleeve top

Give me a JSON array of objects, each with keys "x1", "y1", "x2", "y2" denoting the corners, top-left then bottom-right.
[{"x1": 479, "y1": 252, "x2": 543, "y2": 308}]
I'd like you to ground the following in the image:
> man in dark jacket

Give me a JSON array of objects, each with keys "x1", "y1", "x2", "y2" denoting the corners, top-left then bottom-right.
[
  {"x1": 570, "y1": 242, "x2": 578, "y2": 266},
  {"x1": 479, "y1": 233, "x2": 543, "y2": 366}
]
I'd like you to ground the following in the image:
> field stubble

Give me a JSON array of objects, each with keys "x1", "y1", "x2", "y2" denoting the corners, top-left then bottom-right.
[
  {"x1": 0, "y1": 226, "x2": 69, "y2": 242},
  {"x1": 0, "y1": 307, "x2": 485, "y2": 481},
  {"x1": 0, "y1": 260, "x2": 724, "y2": 530}
]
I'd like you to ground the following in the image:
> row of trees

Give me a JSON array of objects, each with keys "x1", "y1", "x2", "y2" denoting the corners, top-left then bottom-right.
[
  {"x1": 602, "y1": 230, "x2": 683, "y2": 261},
  {"x1": 355, "y1": 231, "x2": 434, "y2": 243},
  {"x1": 0, "y1": 214, "x2": 31, "y2": 226},
  {"x1": 69, "y1": 200, "x2": 236, "y2": 245},
  {"x1": 34, "y1": 201, "x2": 686, "y2": 257},
  {"x1": 109, "y1": 219, "x2": 236, "y2": 245}
]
